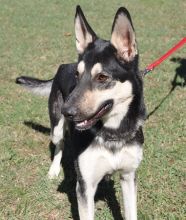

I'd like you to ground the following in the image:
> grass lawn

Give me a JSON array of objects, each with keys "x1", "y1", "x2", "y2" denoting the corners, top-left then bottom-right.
[{"x1": 0, "y1": 0, "x2": 185, "y2": 219}]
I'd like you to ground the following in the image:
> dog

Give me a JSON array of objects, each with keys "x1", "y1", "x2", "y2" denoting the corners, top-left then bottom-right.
[{"x1": 16, "y1": 6, "x2": 146, "y2": 220}]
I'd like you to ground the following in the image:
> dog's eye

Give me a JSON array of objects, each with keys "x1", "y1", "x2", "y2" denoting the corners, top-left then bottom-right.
[{"x1": 96, "y1": 74, "x2": 109, "y2": 83}]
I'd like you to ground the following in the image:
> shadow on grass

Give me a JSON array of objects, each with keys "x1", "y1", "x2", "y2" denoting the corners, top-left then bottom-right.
[
  {"x1": 24, "y1": 121, "x2": 124, "y2": 219},
  {"x1": 147, "y1": 57, "x2": 186, "y2": 119},
  {"x1": 24, "y1": 121, "x2": 50, "y2": 135},
  {"x1": 170, "y1": 57, "x2": 186, "y2": 87}
]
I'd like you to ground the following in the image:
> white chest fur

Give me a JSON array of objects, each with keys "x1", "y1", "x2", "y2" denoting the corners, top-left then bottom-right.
[{"x1": 78, "y1": 141, "x2": 143, "y2": 185}]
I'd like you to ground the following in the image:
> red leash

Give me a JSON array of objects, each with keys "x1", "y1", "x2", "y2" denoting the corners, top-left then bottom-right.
[{"x1": 143, "y1": 37, "x2": 186, "y2": 76}]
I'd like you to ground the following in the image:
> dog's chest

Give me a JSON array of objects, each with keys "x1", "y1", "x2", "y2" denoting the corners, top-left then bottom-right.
[{"x1": 78, "y1": 139, "x2": 143, "y2": 179}]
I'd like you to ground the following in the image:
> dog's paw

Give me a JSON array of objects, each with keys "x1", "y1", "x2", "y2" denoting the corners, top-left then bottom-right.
[{"x1": 47, "y1": 164, "x2": 61, "y2": 179}]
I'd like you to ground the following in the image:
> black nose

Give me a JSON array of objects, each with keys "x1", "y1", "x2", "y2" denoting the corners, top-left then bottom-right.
[{"x1": 62, "y1": 106, "x2": 77, "y2": 120}]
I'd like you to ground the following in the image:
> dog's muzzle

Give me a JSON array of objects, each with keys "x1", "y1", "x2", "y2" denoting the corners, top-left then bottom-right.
[{"x1": 62, "y1": 100, "x2": 113, "y2": 131}]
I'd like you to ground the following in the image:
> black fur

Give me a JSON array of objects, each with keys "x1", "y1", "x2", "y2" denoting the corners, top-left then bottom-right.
[{"x1": 49, "y1": 63, "x2": 77, "y2": 129}]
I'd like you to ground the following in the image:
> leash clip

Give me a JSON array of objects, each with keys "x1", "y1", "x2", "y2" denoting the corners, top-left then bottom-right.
[{"x1": 143, "y1": 68, "x2": 153, "y2": 76}]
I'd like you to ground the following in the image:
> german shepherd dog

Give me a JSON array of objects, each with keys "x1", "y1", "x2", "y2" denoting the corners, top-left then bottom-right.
[{"x1": 16, "y1": 6, "x2": 146, "y2": 220}]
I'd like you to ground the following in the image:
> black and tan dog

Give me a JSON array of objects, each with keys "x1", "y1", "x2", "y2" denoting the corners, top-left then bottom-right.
[{"x1": 16, "y1": 6, "x2": 146, "y2": 220}]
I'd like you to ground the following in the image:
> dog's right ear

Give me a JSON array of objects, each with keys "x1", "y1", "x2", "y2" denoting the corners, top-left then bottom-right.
[{"x1": 75, "y1": 5, "x2": 97, "y2": 54}]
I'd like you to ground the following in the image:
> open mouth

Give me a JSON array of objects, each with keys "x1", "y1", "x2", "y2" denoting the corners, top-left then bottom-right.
[{"x1": 75, "y1": 100, "x2": 113, "y2": 130}]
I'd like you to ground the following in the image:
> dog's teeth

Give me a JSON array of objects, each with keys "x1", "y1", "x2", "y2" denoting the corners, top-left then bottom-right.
[{"x1": 77, "y1": 120, "x2": 88, "y2": 127}]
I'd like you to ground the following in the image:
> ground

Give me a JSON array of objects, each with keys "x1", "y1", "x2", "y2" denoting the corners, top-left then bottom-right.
[{"x1": 0, "y1": 0, "x2": 185, "y2": 219}]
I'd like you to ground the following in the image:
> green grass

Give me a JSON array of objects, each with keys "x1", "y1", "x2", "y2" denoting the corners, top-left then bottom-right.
[{"x1": 0, "y1": 0, "x2": 185, "y2": 219}]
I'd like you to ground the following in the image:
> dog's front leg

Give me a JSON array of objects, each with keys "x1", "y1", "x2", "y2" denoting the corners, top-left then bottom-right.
[
  {"x1": 75, "y1": 148, "x2": 108, "y2": 220},
  {"x1": 76, "y1": 181, "x2": 97, "y2": 220},
  {"x1": 48, "y1": 117, "x2": 65, "y2": 179},
  {"x1": 120, "y1": 172, "x2": 137, "y2": 220},
  {"x1": 48, "y1": 140, "x2": 63, "y2": 179}
]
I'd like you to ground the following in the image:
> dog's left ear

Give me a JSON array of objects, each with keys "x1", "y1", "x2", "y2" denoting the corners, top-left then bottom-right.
[
  {"x1": 111, "y1": 7, "x2": 137, "y2": 62},
  {"x1": 75, "y1": 5, "x2": 97, "y2": 54}
]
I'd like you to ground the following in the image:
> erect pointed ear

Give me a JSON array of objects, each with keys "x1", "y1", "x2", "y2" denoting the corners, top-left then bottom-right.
[
  {"x1": 111, "y1": 7, "x2": 137, "y2": 62},
  {"x1": 75, "y1": 5, "x2": 97, "y2": 54}
]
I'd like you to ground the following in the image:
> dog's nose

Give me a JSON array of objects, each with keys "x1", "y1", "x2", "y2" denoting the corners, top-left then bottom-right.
[{"x1": 62, "y1": 106, "x2": 77, "y2": 120}]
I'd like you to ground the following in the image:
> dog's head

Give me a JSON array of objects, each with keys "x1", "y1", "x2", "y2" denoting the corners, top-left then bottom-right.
[{"x1": 63, "y1": 6, "x2": 141, "y2": 131}]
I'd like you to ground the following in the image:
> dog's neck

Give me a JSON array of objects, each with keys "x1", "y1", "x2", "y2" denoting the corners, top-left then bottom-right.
[{"x1": 99, "y1": 95, "x2": 146, "y2": 144}]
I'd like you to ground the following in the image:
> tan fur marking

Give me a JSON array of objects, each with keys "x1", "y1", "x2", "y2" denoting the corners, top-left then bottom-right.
[
  {"x1": 77, "y1": 61, "x2": 85, "y2": 75},
  {"x1": 79, "y1": 90, "x2": 95, "y2": 115},
  {"x1": 91, "y1": 63, "x2": 103, "y2": 78},
  {"x1": 78, "y1": 80, "x2": 133, "y2": 129}
]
